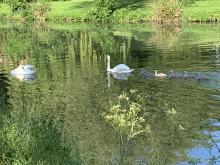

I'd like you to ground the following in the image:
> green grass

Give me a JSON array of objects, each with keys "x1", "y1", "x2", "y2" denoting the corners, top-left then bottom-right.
[
  {"x1": 111, "y1": 1, "x2": 153, "y2": 22},
  {"x1": 183, "y1": 0, "x2": 220, "y2": 22},
  {"x1": 0, "y1": 0, "x2": 220, "y2": 23},
  {"x1": 47, "y1": 0, "x2": 93, "y2": 21}
]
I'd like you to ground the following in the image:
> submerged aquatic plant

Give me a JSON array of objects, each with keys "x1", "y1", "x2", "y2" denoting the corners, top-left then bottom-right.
[{"x1": 105, "y1": 90, "x2": 150, "y2": 140}]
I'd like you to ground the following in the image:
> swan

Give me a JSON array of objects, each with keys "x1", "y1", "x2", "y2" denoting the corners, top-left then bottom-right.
[
  {"x1": 168, "y1": 70, "x2": 184, "y2": 78},
  {"x1": 196, "y1": 73, "x2": 209, "y2": 81},
  {"x1": 10, "y1": 64, "x2": 36, "y2": 75},
  {"x1": 183, "y1": 71, "x2": 196, "y2": 79},
  {"x1": 140, "y1": 69, "x2": 153, "y2": 78},
  {"x1": 107, "y1": 55, "x2": 134, "y2": 73},
  {"x1": 155, "y1": 70, "x2": 167, "y2": 77}
]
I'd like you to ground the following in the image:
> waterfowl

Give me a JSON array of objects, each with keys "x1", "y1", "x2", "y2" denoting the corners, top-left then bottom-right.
[
  {"x1": 196, "y1": 73, "x2": 210, "y2": 81},
  {"x1": 140, "y1": 69, "x2": 153, "y2": 78},
  {"x1": 168, "y1": 70, "x2": 185, "y2": 78},
  {"x1": 183, "y1": 71, "x2": 196, "y2": 79},
  {"x1": 107, "y1": 55, "x2": 133, "y2": 73},
  {"x1": 10, "y1": 64, "x2": 36, "y2": 75},
  {"x1": 155, "y1": 70, "x2": 167, "y2": 77}
]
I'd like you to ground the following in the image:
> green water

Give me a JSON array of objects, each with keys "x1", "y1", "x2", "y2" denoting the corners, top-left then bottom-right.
[{"x1": 0, "y1": 23, "x2": 220, "y2": 165}]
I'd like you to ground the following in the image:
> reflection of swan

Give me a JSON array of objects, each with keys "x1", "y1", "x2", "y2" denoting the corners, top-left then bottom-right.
[
  {"x1": 107, "y1": 55, "x2": 134, "y2": 73},
  {"x1": 10, "y1": 64, "x2": 36, "y2": 75},
  {"x1": 107, "y1": 72, "x2": 132, "y2": 87},
  {"x1": 112, "y1": 72, "x2": 132, "y2": 80},
  {"x1": 107, "y1": 72, "x2": 111, "y2": 87},
  {"x1": 155, "y1": 70, "x2": 166, "y2": 77},
  {"x1": 11, "y1": 74, "x2": 36, "y2": 82}
]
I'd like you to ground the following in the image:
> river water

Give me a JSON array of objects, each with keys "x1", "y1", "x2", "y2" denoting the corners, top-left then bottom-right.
[{"x1": 0, "y1": 23, "x2": 220, "y2": 165}]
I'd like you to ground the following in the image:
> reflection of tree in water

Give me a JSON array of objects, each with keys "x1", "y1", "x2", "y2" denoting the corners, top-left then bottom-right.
[
  {"x1": 149, "y1": 24, "x2": 182, "y2": 49},
  {"x1": 213, "y1": 44, "x2": 220, "y2": 64}
]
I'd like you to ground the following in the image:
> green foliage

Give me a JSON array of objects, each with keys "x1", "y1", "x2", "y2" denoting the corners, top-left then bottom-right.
[
  {"x1": 4, "y1": 0, "x2": 32, "y2": 13},
  {"x1": 91, "y1": 0, "x2": 114, "y2": 21},
  {"x1": 0, "y1": 117, "x2": 81, "y2": 164},
  {"x1": 105, "y1": 90, "x2": 150, "y2": 140}
]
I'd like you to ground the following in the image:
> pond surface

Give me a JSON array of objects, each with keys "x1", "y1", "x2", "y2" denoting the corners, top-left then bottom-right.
[{"x1": 0, "y1": 23, "x2": 220, "y2": 165}]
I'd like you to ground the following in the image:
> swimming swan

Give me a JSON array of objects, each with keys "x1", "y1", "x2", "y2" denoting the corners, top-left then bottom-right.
[
  {"x1": 155, "y1": 70, "x2": 167, "y2": 77},
  {"x1": 107, "y1": 55, "x2": 134, "y2": 73},
  {"x1": 10, "y1": 64, "x2": 36, "y2": 75}
]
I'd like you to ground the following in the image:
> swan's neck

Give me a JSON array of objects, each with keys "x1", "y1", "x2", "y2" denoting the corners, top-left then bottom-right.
[
  {"x1": 18, "y1": 65, "x2": 24, "y2": 70},
  {"x1": 155, "y1": 70, "x2": 157, "y2": 76},
  {"x1": 107, "y1": 56, "x2": 111, "y2": 71}
]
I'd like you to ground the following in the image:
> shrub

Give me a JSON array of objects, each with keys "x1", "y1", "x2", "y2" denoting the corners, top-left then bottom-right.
[
  {"x1": 91, "y1": 0, "x2": 114, "y2": 22},
  {"x1": 152, "y1": 0, "x2": 183, "y2": 24},
  {"x1": 32, "y1": 2, "x2": 50, "y2": 22},
  {"x1": 104, "y1": 90, "x2": 150, "y2": 140},
  {"x1": 4, "y1": 0, "x2": 34, "y2": 13}
]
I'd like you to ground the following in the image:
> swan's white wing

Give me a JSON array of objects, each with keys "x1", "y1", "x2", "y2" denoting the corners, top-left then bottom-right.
[
  {"x1": 10, "y1": 65, "x2": 37, "y2": 75},
  {"x1": 112, "y1": 64, "x2": 133, "y2": 73}
]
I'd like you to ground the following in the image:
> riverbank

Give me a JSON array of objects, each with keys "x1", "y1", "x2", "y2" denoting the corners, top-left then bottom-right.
[{"x1": 0, "y1": 0, "x2": 220, "y2": 23}]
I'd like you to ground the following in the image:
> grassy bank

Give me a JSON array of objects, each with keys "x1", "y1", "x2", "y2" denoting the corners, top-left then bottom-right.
[
  {"x1": 0, "y1": 0, "x2": 220, "y2": 23},
  {"x1": 183, "y1": 0, "x2": 220, "y2": 22}
]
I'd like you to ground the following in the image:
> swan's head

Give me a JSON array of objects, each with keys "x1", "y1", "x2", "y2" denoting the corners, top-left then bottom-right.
[
  {"x1": 168, "y1": 70, "x2": 174, "y2": 77},
  {"x1": 107, "y1": 55, "x2": 110, "y2": 60},
  {"x1": 169, "y1": 70, "x2": 174, "y2": 74}
]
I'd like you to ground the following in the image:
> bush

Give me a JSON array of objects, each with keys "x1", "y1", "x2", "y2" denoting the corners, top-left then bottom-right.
[
  {"x1": 32, "y1": 2, "x2": 50, "y2": 22},
  {"x1": 152, "y1": 0, "x2": 183, "y2": 23},
  {"x1": 4, "y1": 0, "x2": 34, "y2": 13},
  {"x1": 91, "y1": 0, "x2": 114, "y2": 22}
]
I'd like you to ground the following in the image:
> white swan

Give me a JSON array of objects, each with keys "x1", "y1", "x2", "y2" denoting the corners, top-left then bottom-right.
[
  {"x1": 155, "y1": 70, "x2": 167, "y2": 77},
  {"x1": 107, "y1": 55, "x2": 134, "y2": 73},
  {"x1": 10, "y1": 64, "x2": 36, "y2": 75}
]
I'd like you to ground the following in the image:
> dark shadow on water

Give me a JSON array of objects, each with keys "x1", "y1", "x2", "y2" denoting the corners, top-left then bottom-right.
[{"x1": 0, "y1": 73, "x2": 11, "y2": 113}]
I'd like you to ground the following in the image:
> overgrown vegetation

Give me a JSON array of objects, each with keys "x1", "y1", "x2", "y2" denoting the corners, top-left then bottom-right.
[
  {"x1": 32, "y1": 2, "x2": 51, "y2": 22},
  {"x1": 91, "y1": 0, "x2": 114, "y2": 22},
  {"x1": 104, "y1": 90, "x2": 150, "y2": 140},
  {"x1": 0, "y1": 0, "x2": 220, "y2": 23},
  {"x1": 152, "y1": 0, "x2": 183, "y2": 23}
]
